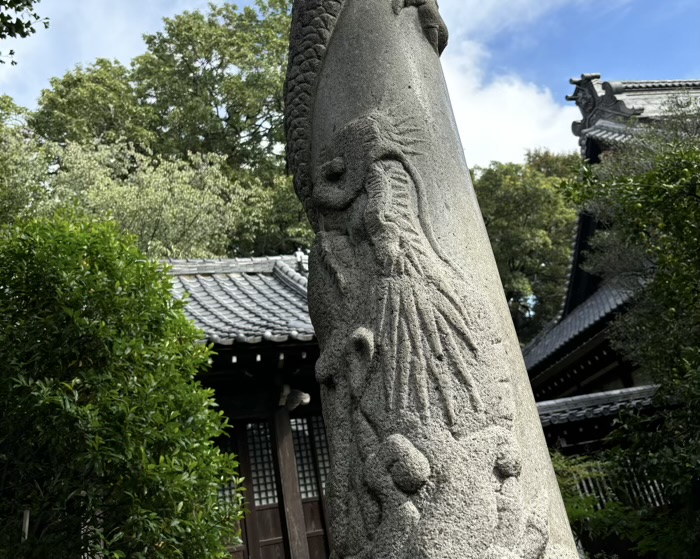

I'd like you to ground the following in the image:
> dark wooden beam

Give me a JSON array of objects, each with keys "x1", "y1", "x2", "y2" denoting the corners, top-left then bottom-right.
[
  {"x1": 271, "y1": 407, "x2": 311, "y2": 559},
  {"x1": 204, "y1": 372, "x2": 324, "y2": 420},
  {"x1": 561, "y1": 360, "x2": 622, "y2": 397},
  {"x1": 531, "y1": 331, "x2": 609, "y2": 398}
]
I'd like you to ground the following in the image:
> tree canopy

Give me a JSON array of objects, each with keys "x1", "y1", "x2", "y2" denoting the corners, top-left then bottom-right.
[
  {"x1": 29, "y1": 59, "x2": 155, "y2": 147},
  {"x1": 0, "y1": 214, "x2": 243, "y2": 558},
  {"x1": 132, "y1": 0, "x2": 290, "y2": 172},
  {"x1": 0, "y1": 95, "x2": 46, "y2": 225},
  {"x1": 31, "y1": 1, "x2": 290, "y2": 174},
  {"x1": 9, "y1": 0, "x2": 312, "y2": 257},
  {"x1": 42, "y1": 143, "x2": 238, "y2": 258},
  {"x1": 473, "y1": 150, "x2": 578, "y2": 343},
  {"x1": 0, "y1": 131, "x2": 311, "y2": 258}
]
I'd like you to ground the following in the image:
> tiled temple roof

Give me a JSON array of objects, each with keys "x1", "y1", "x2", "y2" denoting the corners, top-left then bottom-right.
[
  {"x1": 537, "y1": 385, "x2": 658, "y2": 427},
  {"x1": 522, "y1": 282, "x2": 632, "y2": 372},
  {"x1": 168, "y1": 256, "x2": 649, "y2": 428},
  {"x1": 167, "y1": 256, "x2": 314, "y2": 346},
  {"x1": 169, "y1": 254, "x2": 630, "y2": 372},
  {"x1": 578, "y1": 119, "x2": 631, "y2": 144}
]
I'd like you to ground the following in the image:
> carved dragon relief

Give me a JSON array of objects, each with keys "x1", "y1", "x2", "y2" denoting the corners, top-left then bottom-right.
[
  {"x1": 285, "y1": 0, "x2": 448, "y2": 211},
  {"x1": 285, "y1": 2, "x2": 576, "y2": 558},
  {"x1": 309, "y1": 111, "x2": 554, "y2": 558}
]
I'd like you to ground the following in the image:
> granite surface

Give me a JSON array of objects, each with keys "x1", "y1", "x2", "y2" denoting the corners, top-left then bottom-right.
[{"x1": 284, "y1": 1, "x2": 579, "y2": 557}]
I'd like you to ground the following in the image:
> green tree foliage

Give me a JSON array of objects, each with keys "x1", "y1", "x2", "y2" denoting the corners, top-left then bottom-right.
[
  {"x1": 0, "y1": 95, "x2": 47, "y2": 224},
  {"x1": 526, "y1": 149, "x2": 582, "y2": 179},
  {"x1": 31, "y1": 1, "x2": 290, "y2": 174},
  {"x1": 224, "y1": 169, "x2": 312, "y2": 255},
  {"x1": 29, "y1": 59, "x2": 155, "y2": 147},
  {"x1": 0, "y1": 214, "x2": 244, "y2": 558},
  {"x1": 567, "y1": 97, "x2": 700, "y2": 558},
  {"x1": 0, "y1": 0, "x2": 44, "y2": 39},
  {"x1": 42, "y1": 142, "x2": 238, "y2": 258},
  {"x1": 45, "y1": 142, "x2": 309, "y2": 257},
  {"x1": 26, "y1": 1, "x2": 311, "y2": 256},
  {"x1": 0, "y1": 129, "x2": 310, "y2": 257},
  {"x1": 551, "y1": 452, "x2": 603, "y2": 531},
  {"x1": 0, "y1": 117, "x2": 236, "y2": 258},
  {"x1": 132, "y1": 0, "x2": 291, "y2": 172},
  {"x1": 472, "y1": 150, "x2": 578, "y2": 343},
  {"x1": 0, "y1": 0, "x2": 48, "y2": 64},
  {"x1": 552, "y1": 452, "x2": 641, "y2": 557}
]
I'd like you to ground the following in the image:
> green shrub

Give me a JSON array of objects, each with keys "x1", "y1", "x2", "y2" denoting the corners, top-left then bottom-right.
[{"x1": 0, "y1": 214, "x2": 243, "y2": 558}]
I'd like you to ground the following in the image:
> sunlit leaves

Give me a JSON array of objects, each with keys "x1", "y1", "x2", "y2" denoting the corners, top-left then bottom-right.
[
  {"x1": 472, "y1": 150, "x2": 578, "y2": 343},
  {"x1": 42, "y1": 142, "x2": 237, "y2": 258},
  {"x1": 30, "y1": 59, "x2": 155, "y2": 147},
  {"x1": 23, "y1": 1, "x2": 311, "y2": 256},
  {"x1": 0, "y1": 0, "x2": 48, "y2": 64}
]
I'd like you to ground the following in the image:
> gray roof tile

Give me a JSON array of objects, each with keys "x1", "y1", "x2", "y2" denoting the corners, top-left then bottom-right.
[
  {"x1": 581, "y1": 119, "x2": 632, "y2": 144},
  {"x1": 522, "y1": 283, "x2": 633, "y2": 371},
  {"x1": 167, "y1": 257, "x2": 314, "y2": 345},
  {"x1": 615, "y1": 80, "x2": 700, "y2": 91},
  {"x1": 537, "y1": 385, "x2": 658, "y2": 427}
]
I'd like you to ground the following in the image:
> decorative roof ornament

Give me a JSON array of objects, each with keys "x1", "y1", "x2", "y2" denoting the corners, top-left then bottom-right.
[{"x1": 567, "y1": 73, "x2": 700, "y2": 155}]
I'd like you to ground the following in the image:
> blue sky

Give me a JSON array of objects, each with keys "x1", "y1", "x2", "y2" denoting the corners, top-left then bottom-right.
[
  {"x1": 483, "y1": 0, "x2": 700, "y2": 101},
  {"x1": 1, "y1": 0, "x2": 699, "y2": 165}
]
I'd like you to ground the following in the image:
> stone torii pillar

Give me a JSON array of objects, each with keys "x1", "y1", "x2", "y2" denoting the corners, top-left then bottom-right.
[{"x1": 285, "y1": 1, "x2": 579, "y2": 557}]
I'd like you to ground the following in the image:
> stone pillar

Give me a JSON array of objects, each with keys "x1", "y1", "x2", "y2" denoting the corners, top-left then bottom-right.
[{"x1": 285, "y1": 1, "x2": 579, "y2": 557}]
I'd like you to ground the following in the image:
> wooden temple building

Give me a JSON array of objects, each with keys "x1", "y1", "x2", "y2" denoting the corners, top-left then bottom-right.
[
  {"x1": 167, "y1": 75, "x2": 700, "y2": 559},
  {"x1": 167, "y1": 252, "x2": 639, "y2": 559},
  {"x1": 170, "y1": 256, "x2": 325, "y2": 559},
  {"x1": 522, "y1": 74, "x2": 700, "y2": 454},
  {"x1": 519, "y1": 73, "x2": 700, "y2": 557}
]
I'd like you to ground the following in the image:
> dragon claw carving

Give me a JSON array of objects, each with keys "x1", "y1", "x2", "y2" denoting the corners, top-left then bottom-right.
[{"x1": 392, "y1": 0, "x2": 449, "y2": 55}]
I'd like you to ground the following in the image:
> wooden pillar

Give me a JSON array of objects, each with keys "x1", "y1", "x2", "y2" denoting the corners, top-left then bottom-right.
[{"x1": 271, "y1": 407, "x2": 310, "y2": 559}]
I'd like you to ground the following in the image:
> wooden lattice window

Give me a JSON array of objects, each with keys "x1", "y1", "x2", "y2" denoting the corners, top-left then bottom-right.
[
  {"x1": 291, "y1": 418, "x2": 319, "y2": 499},
  {"x1": 247, "y1": 422, "x2": 279, "y2": 506},
  {"x1": 310, "y1": 415, "x2": 331, "y2": 493}
]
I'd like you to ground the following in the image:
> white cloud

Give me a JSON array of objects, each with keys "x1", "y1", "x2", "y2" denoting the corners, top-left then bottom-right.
[
  {"x1": 439, "y1": 0, "x2": 633, "y2": 40},
  {"x1": 440, "y1": 37, "x2": 580, "y2": 166},
  {"x1": 439, "y1": 0, "x2": 574, "y2": 39},
  {"x1": 435, "y1": 0, "x2": 586, "y2": 165}
]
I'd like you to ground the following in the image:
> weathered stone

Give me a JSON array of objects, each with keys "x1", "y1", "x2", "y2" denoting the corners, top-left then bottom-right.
[{"x1": 285, "y1": 1, "x2": 580, "y2": 557}]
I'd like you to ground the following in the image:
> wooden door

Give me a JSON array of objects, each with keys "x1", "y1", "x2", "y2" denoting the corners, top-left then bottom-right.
[
  {"x1": 224, "y1": 415, "x2": 332, "y2": 559},
  {"x1": 246, "y1": 421, "x2": 288, "y2": 559},
  {"x1": 222, "y1": 421, "x2": 287, "y2": 559},
  {"x1": 290, "y1": 416, "x2": 331, "y2": 559}
]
